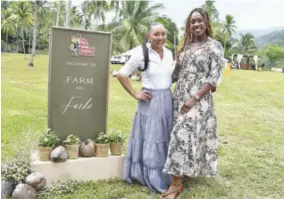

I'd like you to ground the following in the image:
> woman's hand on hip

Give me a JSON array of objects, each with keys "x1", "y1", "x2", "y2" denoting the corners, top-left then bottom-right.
[
  {"x1": 180, "y1": 98, "x2": 197, "y2": 115},
  {"x1": 134, "y1": 90, "x2": 152, "y2": 102}
]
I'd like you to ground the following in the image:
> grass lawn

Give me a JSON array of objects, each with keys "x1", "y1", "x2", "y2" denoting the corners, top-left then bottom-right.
[{"x1": 1, "y1": 53, "x2": 284, "y2": 199}]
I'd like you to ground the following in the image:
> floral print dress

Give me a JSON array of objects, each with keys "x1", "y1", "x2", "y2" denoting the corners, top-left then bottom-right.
[{"x1": 163, "y1": 37, "x2": 225, "y2": 177}]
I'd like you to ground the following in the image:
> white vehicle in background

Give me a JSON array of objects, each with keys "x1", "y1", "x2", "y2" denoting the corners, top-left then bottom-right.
[
  {"x1": 119, "y1": 55, "x2": 131, "y2": 64},
  {"x1": 111, "y1": 56, "x2": 121, "y2": 64},
  {"x1": 119, "y1": 56, "x2": 127, "y2": 64},
  {"x1": 111, "y1": 55, "x2": 131, "y2": 64}
]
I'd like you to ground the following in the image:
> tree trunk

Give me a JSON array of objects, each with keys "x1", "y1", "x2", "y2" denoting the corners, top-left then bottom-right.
[
  {"x1": 94, "y1": 18, "x2": 99, "y2": 29},
  {"x1": 115, "y1": 1, "x2": 119, "y2": 19},
  {"x1": 21, "y1": 27, "x2": 27, "y2": 60},
  {"x1": 83, "y1": 2, "x2": 88, "y2": 29},
  {"x1": 5, "y1": 31, "x2": 8, "y2": 52},
  {"x1": 28, "y1": 29, "x2": 31, "y2": 53},
  {"x1": 65, "y1": 0, "x2": 72, "y2": 27},
  {"x1": 223, "y1": 39, "x2": 227, "y2": 56},
  {"x1": 28, "y1": 1, "x2": 38, "y2": 67},
  {"x1": 129, "y1": 40, "x2": 133, "y2": 50},
  {"x1": 56, "y1": 1, "x2": 60, "y2": 26}
]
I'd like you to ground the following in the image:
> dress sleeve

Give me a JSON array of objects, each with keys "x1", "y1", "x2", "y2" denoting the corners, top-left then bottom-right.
[
  {"x1": 205, "y1": 41, "x2": 225, "y2": 87},
  {"x1": 118, "y1": 50, "x2": 143, "y2": 77},
  {"x1": 172, "y1": 52, "x2": 184, "y2": 83}
]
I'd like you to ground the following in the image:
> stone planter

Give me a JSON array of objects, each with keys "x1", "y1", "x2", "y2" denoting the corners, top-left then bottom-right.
[
  {"x1": 95, "y1": 143, "x2": 109, "y2": 157},
  {"x1": 25, "y1": 172, "x2": 46, "y2": 191},
  {"x1": 50, "y1": 146, "x2": 67, "y2": 162},
  {"x1": 110, "y1": 142, "x2": 123, "y2": 156},
  {"x1": 65, "y1": 144, "x2": 80, "y2": 159},
  {"x1": 79, "y1": 139, "x2": 95, "y2": 157},
  {"x1": 38, "y1": 146, "x2": 52, "y2": 161},
  {"x1": 1, "y1": 180, "x2": 16, "y2": 199},
  {"x1": 12, "y1": 184, "x2": 36, "y2": 199}
]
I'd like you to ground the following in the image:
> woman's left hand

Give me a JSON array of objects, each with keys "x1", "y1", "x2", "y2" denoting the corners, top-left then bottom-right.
[{"x1": 180, "y1": 98, "x2": 197, "y2": 115}]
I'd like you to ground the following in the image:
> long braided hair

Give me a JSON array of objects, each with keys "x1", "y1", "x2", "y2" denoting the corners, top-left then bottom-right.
[{"x1": 179, "y1": 8, "x2": 213, "y2": 56}]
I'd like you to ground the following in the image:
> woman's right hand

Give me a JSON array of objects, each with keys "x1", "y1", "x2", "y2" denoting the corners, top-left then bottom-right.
[{"x1": 134, "y1": 90, "x2": 152, "y2": 102}]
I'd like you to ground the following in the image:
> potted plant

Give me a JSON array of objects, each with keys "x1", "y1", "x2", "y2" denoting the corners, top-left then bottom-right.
[
  {"x1": 38, "y1": 130, "x2": 60, "y2": 161},
  {"x1": 94, "y1": 132, "x2": 110, "y2": 158},
  {"x1": 63, "y1": 134, "x2": 81, "y2": 159},
  {"x1": 109, "y1": 130, "x2": 125, "y2": 156}
]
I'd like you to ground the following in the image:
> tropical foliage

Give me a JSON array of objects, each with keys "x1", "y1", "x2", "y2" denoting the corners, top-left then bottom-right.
[
  {"x1": 264, "y1": 45, "x2": 284, "y2": 67},
  {"x1": 1, "y1": 0, "x2": 282, "y2": 66},
  {"x1": 232, "y1": 33, "x2": 257, "y2": 55}
]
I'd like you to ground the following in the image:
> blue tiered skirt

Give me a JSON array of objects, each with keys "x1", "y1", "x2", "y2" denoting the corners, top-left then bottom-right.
[{"x1": 123, "y1": 88, "x2": 173, "y2": 193}]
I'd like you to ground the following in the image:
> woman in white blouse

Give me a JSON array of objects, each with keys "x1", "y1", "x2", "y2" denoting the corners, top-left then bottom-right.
[{"x1": 117, "y1": 23, "x2": 174, "y2": 193}]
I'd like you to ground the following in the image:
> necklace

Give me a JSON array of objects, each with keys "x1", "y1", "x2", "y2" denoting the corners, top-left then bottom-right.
[{"x1": 189, "y1": 37, "x2": 208, "y2": 51}]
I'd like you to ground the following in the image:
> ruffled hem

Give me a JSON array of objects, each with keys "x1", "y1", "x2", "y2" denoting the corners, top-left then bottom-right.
[
  {"x1": 163, "y1": 167, "x2": 217, "y2": 178},
  {"x1": 127, "y1": 138, "x2": 169, "y2": 168},
  {"x1": 123, "y1": 159, "x2": 171, "y2": 193},
  {"x1": 130, "y1": 112, "x2": 172, "y2": 143}
]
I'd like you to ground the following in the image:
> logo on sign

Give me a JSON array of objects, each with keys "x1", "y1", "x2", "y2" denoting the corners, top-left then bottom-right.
[{"x1": 69, "y1": 34, "x2": 95, "y2": 57}]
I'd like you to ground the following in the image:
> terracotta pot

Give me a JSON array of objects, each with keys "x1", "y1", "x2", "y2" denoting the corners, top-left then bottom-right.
[
  {"x1": 65, "y1": 144, "x2": 80, "y2": 159},
  {"x1": 95, "y1": 143, "x2": 109, "y2": 157},
  {"x1": 38, "y1": 146, "x2": 52, "y2": 161},
  {"x1": 110, "y1": 142, "x2": 123, "y2": 156}
]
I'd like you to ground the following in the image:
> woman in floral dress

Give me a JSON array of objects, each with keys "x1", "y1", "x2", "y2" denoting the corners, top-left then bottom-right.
[{"x1": 161, "y1": 8, "x2": 225, "y2": 199}]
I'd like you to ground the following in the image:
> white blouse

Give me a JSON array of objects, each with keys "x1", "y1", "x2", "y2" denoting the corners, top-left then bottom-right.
[{"x1": 118, "y1": 45, "x2": 174, "y2": 89}]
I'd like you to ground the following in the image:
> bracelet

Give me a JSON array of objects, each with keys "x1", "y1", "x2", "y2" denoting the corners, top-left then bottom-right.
[{"x1": 193, "y1": 94, "x2": 200, "y2": 101}]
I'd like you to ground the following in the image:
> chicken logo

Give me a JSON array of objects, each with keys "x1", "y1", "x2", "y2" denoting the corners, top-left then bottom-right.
[{"x1": 69, "y1": 34, "x2": 95, "y2": 57}]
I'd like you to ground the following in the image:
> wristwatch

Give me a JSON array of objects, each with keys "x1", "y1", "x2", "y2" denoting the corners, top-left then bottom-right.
[{"x1": 193, "y1": 93, "x2": 200, "y2": 101}]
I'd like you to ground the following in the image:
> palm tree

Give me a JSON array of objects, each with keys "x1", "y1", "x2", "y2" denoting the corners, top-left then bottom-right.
[
  {"x1": 221, "y1": 14, "x2": 237, "y2": 53},
  {"x1": 28, "y1": 1, "x2": 42, "y2": 67},
  {"x1": 222, "y1": 15, "x2": 236, "y2": 36},
  {"x1": 97, "y1": 21, "x2": 125, "y2": 54},
  {"x1": 81, "y1": 1, "x2": 89, "y2": 29},
  {"x1": 233, "y1": 33, "x2": 257, "y2": 55},
  {"x1": 70, "y1": 6, "x2": 83, "y2": 28},
  {"x1": 65, "y1": 0, "x2": 72, "y2": 27},
  {"x1": 1, "y1": 1, "x2": 10, "y2": 10},
  {"x1": 53, "y1": 1, "x2": 67, "y2": 27},
  {"x1": 56, "y1": 1, "x2": 61, "y2": 26},
  {"x1": 113, "y1": 1, "x2": 164, "y2": 50},
  {"x1": 10, "y1": 1, "x2": 34, "y2": 60},
  {"x1": 202, "y1": 0, "x2": 219, "y2": 22},
  {"x1": 79, "y1": 1, "x2": 93, "y2": 30},
  {"x1": 201, "y1": 0, "x2": 220, "y2": 38},
  {"x1": 214, "y1": 29, "x2": 237, "y2": 57},
  {"x1": 1, "y1": 8, "x2": 16, "y2": 52},
  {"x1": 90, "y1": 0, "x2": 110, "y2": 28},
  {"x1": 32, "y1": 2, "x2": 56, "y2": 53},
  {"x1": 110, "y1": 0, "x2": 121, "y2": 20},
  {"x1": 157, "y1": 16, "x2": 178, "y2": 57}
]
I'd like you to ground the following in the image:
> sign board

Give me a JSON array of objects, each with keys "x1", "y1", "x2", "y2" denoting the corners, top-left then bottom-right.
[{"x1": 48, "y1": 27, "x2": 111, "y2": 141}]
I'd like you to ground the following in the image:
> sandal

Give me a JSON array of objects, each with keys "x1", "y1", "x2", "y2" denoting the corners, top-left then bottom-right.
[
  {"x1": 160, "y1": 183, "x2": 183, "y2": 199},
  {"x1": 181, "y1": 176, "x2": 191, "y2": 182}
]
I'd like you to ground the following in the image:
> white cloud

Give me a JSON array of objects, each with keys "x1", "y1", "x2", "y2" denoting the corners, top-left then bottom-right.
[{"x1": 72, "y1": 0, "x2": 284, "y2": 31}]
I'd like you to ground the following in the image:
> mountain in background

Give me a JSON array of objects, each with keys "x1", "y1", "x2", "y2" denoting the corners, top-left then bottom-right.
[
  {"x1": 238, "y1": 27, "x2": 284, "y2": 38},
  {"x1": 256, "y1": 29, "x2": 284, "y2": 47},
  {"x1": 237, "y1": 27, "x2": 284, "y2": 47}
]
